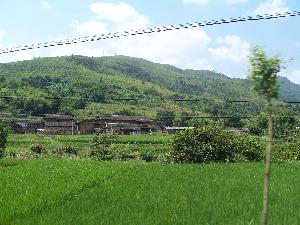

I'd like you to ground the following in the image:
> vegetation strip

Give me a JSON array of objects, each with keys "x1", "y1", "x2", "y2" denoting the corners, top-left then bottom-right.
[
  {"x1": 6, "y1": 162, "x2": 140, "y2": 223},
  {"x1": 1, "y1": 162, "x2": 299, "y2": 225}
]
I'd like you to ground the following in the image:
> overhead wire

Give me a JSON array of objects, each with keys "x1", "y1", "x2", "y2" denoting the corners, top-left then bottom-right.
[
  {"x1": 0, "y1": 95, "x2": 299, "y2": 105},
  {"x1": 0, "y1": 10, "x2": 299, "y2": 56},
  {"x1": 1, "y1": 114, "x2": 300, "y2": 125},
  {"x1": 0, "y1": 95, "x2": 300, "y2": 104},
  {"x1": 0, "y1": 95, "x2": 142, "y2": 102}
]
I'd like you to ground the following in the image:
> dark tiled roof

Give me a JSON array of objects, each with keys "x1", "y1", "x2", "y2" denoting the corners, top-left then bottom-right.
[
  {"x1": 98, "y1": 115, "x2": 151, "y2": 122},
  {"x1": 44, "y1": 122, "x2": 73, "y2": 127},
  {"x1": 43, "y1": 114, "x2": 73, "y2": 120}
]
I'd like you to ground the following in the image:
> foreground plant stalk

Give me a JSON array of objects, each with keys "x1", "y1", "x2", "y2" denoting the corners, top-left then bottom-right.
[{"x1": 262, "y1": 100, "x2": 273, "y2": 225}]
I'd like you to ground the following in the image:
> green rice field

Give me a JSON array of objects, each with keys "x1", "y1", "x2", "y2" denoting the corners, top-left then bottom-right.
[
  {"x1": 0, "y1": 159, "x2": 299, "y2": 225},
  {"x1": 6, "y1": 134, "x2": 173, "y2": 153}
]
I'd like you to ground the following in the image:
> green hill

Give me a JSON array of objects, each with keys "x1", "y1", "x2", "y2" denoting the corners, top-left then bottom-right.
[{"x1": 0, "y1": 55, "x2": 299, "y2": 124}]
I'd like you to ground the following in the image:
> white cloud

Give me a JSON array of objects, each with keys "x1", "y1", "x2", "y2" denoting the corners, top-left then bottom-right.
[
  {"x1": 225, "y1": 0, "x2": 248, "y2": 4},
  {"x1": 90, "y1": 2, "x2": 149, "y2": 30},
  {"x1": 114, "y1": 28, "x2": 212, "y2": 70},
  {"x1": 0, "y1": 30, "x2": 5, "y2": 45},
  {"x1": 53, "y1": 28, "x2": 213, "y2": 70},
  {"x1": 185, "y1": 59, "x2": 214, "y2": 70},
  {"x1": 48, "y1": 42, "x2": 105, "y2": 58},
  {"x1": 0, "y1": 30, "x2": 40, "y2": 63},
  {"x1": 0, "y1": 50, "x2": 39, "y2": 63},
  {"x1": 287, "y1": 70, "x2": 300, "y2": 84},
  {"x1": 183, "y1": 0, "x2": 210, "y2": 5},
  {"x1": 255, "y1": 0, "x2": 290, "y2": 14},
  {"x1": 0, "y1": 48, "x2": 39, "y2": 64},
  {"x1": 1, "y1": 2, "x2": 246, "y2": 74},
  {"x1": 63, "y1": 2, "x2": 212, "y2": 70},
  {"x1": 70, "y1": 20, "x2": 108, "y2": 36},
  {"x1": 208, "y1": 35, "x2": 250, "y2": 63},
  {"x1": 183, "y1": 0, "x2": 248, "y2": 5},
  {"x1": 42, "y1": 1, "x2": 52, "y2": 9}
]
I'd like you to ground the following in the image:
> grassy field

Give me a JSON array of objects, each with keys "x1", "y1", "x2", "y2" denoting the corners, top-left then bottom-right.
[
  {"x1": 0, "y1": 159, "x2": 299, "y2": 225},
  {"x1": 6, "y1": 134, "x2": 173, "y2": 153}
]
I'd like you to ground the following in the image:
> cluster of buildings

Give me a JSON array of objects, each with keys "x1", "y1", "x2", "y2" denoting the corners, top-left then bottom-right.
[
  {"x1": 2, "y1": 114, "x2": 254, "y2": 135},
  {"x1": 3, "y1": 114, "x2": 169, "y2": 135}
]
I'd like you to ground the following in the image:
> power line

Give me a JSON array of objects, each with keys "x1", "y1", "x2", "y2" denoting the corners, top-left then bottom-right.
[
  {"x1": 1, "y1": 95, "x2": 299, "y2": 105},
  {"x1": 163, "y1": 116, "x2": 254, "y2": 119},
  {"x1": 168, "y1": 115, "x2": 300, "y2": 118},
  {"x1": 0, "y1": 11, "x2": 299, "y2": 56},
  {"x1": 1, "y1": 115, "x2": 300, "y2": 124},
  {"x1": 174, "y1": 99, "x2": 252, "y2": 103},
  {"x1": 284, "y1": 101, "x2": 300, "y2": 104},
  {"x1": 0, "y1": 95, "x2": 142, "y2": 102}
]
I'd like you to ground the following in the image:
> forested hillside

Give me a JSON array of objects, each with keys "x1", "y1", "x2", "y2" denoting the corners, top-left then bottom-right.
[{"x1": 0, "y1": 55, "x2": 299, "y2": 125}]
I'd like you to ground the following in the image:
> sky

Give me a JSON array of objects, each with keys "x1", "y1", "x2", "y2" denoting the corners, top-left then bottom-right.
[{"x1": 0, "y1": 0, "x2": 299, "y2": 84}]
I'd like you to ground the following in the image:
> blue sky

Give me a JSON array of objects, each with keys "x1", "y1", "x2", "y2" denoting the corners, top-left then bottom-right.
[{"x1": 0, "y1": 0, "x2": 299, "y2": 83}]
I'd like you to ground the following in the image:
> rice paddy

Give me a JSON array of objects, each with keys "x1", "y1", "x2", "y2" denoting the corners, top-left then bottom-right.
[
  {"x1": 0, "y1": 159, "x2": 299, "y2": 225},
  {"x1": 6, "y1": 134, "x2": 173, "y2": 153}
]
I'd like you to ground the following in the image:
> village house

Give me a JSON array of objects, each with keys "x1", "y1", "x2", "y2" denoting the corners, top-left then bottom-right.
[
  {"x1": 104, "y1": 123, "x2": 149, "y2": 135},
  {"x1": 94, "y1": 115, "x2": 160, "y2": 135},
  {"x1": 4, "y1": 115, "x2": 161, "y2": 135},
  {"x1": 25, "y1": 121, "x2": 43, "y2": 134},
  {"x1": 2, "y1": 122, "x2": 24, "y2": 134},
  {"x1": 41, "y1": 114, "x2": 75, "y2": 135},
  {"x1": 76, "y1": 115, "x2": 160, "y2": 135},
  {"x1": 163, "y1": 126, "x2": 194, "y2": 134},
  {"x1": 76, "y1": 119, "x2": 102, "y2": 135}
]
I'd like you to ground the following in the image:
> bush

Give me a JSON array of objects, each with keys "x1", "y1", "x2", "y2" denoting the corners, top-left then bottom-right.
[
  {"x1": 139, "y1": 152, "x2": 158, "y2": 162},
  {"x1": 171, "y1": 125, "x2": 264, "y2": 163},
  {"x1": 15, "y1": 151, "x2": 38, "y2": 160},
  {"x1": 109, "y1": 144, "x2": 139, "y2": 161},
  {"x1": 30, "y1": 144, "x2": 46, "y2": 154},
  {"x1": 90, "y1": 132, "x2": 118, "y2": 160},
  {"x1": 156, "y1": 152, "x2": 172, "y2": 163},
  {"x1": 54, "y1": 145, "x2": 80, "y2": 157},
  {"x1": 273, "y1": 139, "x2": 300, "y2": 162},
  {"x1": 0, "y1": 126, "x2": 8, "y2": 158},
  {"x1": 171, "y1": 125, "x2": 236, "y2": 163},
  {"x1": 232, "y1": 135, "x2": 264, "y2": 162}
]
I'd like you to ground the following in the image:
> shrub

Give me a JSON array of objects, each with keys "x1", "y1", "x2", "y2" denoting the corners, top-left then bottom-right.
[
  {"x1": 30, "y1": 144, "x2": 46, "y2": 154},
  {"x1": 171, "y1": 125, "x2": 236, "y2": 163},
  {"x1": 273, "y1": 139, "x2": 300, "y2": 162},
  {"x1": 156, "y1": 152, "x2": 172, "y2": 163},
  {"x1": 90, "y1": 132, "x2": 118, "y2": 160},
  {"x1": 54, "y1": 145, "x2": 80, "y2": 157},
  {"x1": 171, "y1": 125, "x2": 264, "y2": 163},
  {"x1": 15, "y1": 151, "x2": 38, "y2": 160},
  {"x1": 109, "y1": 144, "x2": 139, "y2": 161},
  {"x1": 0, "y1": 126, "x2": 8, "y2": 158},
  {"x1": 139, "y1": 152, "x2": 158, "y2": 162},
  {"x1": 232, "y1": 135, "x2": 264, "y2": 162}
]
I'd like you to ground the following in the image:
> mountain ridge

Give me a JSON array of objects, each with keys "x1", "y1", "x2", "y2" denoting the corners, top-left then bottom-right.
[{"x1": 0, "y1": 55, "x2": 299, "y2": 121}]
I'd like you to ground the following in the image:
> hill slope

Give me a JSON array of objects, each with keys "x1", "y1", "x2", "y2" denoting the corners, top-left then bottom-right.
[{"x1": 0, "y1": 55, "x2": 299, "y2": 123}]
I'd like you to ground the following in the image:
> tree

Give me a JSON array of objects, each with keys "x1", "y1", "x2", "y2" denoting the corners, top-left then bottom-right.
[
  {"x1": 156, "y1": 110, "x2": 175, "y2": 127},
  {"x1": 0, "y1": 126, "x2": 8, "y2": 158},
  {"x1": 247, "y1": 47, "x2": 281, "y2": 225},
  {"x1": 242, "y1": 108, "x2": 299, "y2": 138}
]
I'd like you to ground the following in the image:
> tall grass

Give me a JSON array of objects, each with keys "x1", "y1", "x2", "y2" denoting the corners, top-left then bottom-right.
[
  {"x1": 0, "y1": 160, "x2": 299, "y2": 225},
  {"x1": 0, "y1": 159, "x2": 137, "y2": 224}
]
